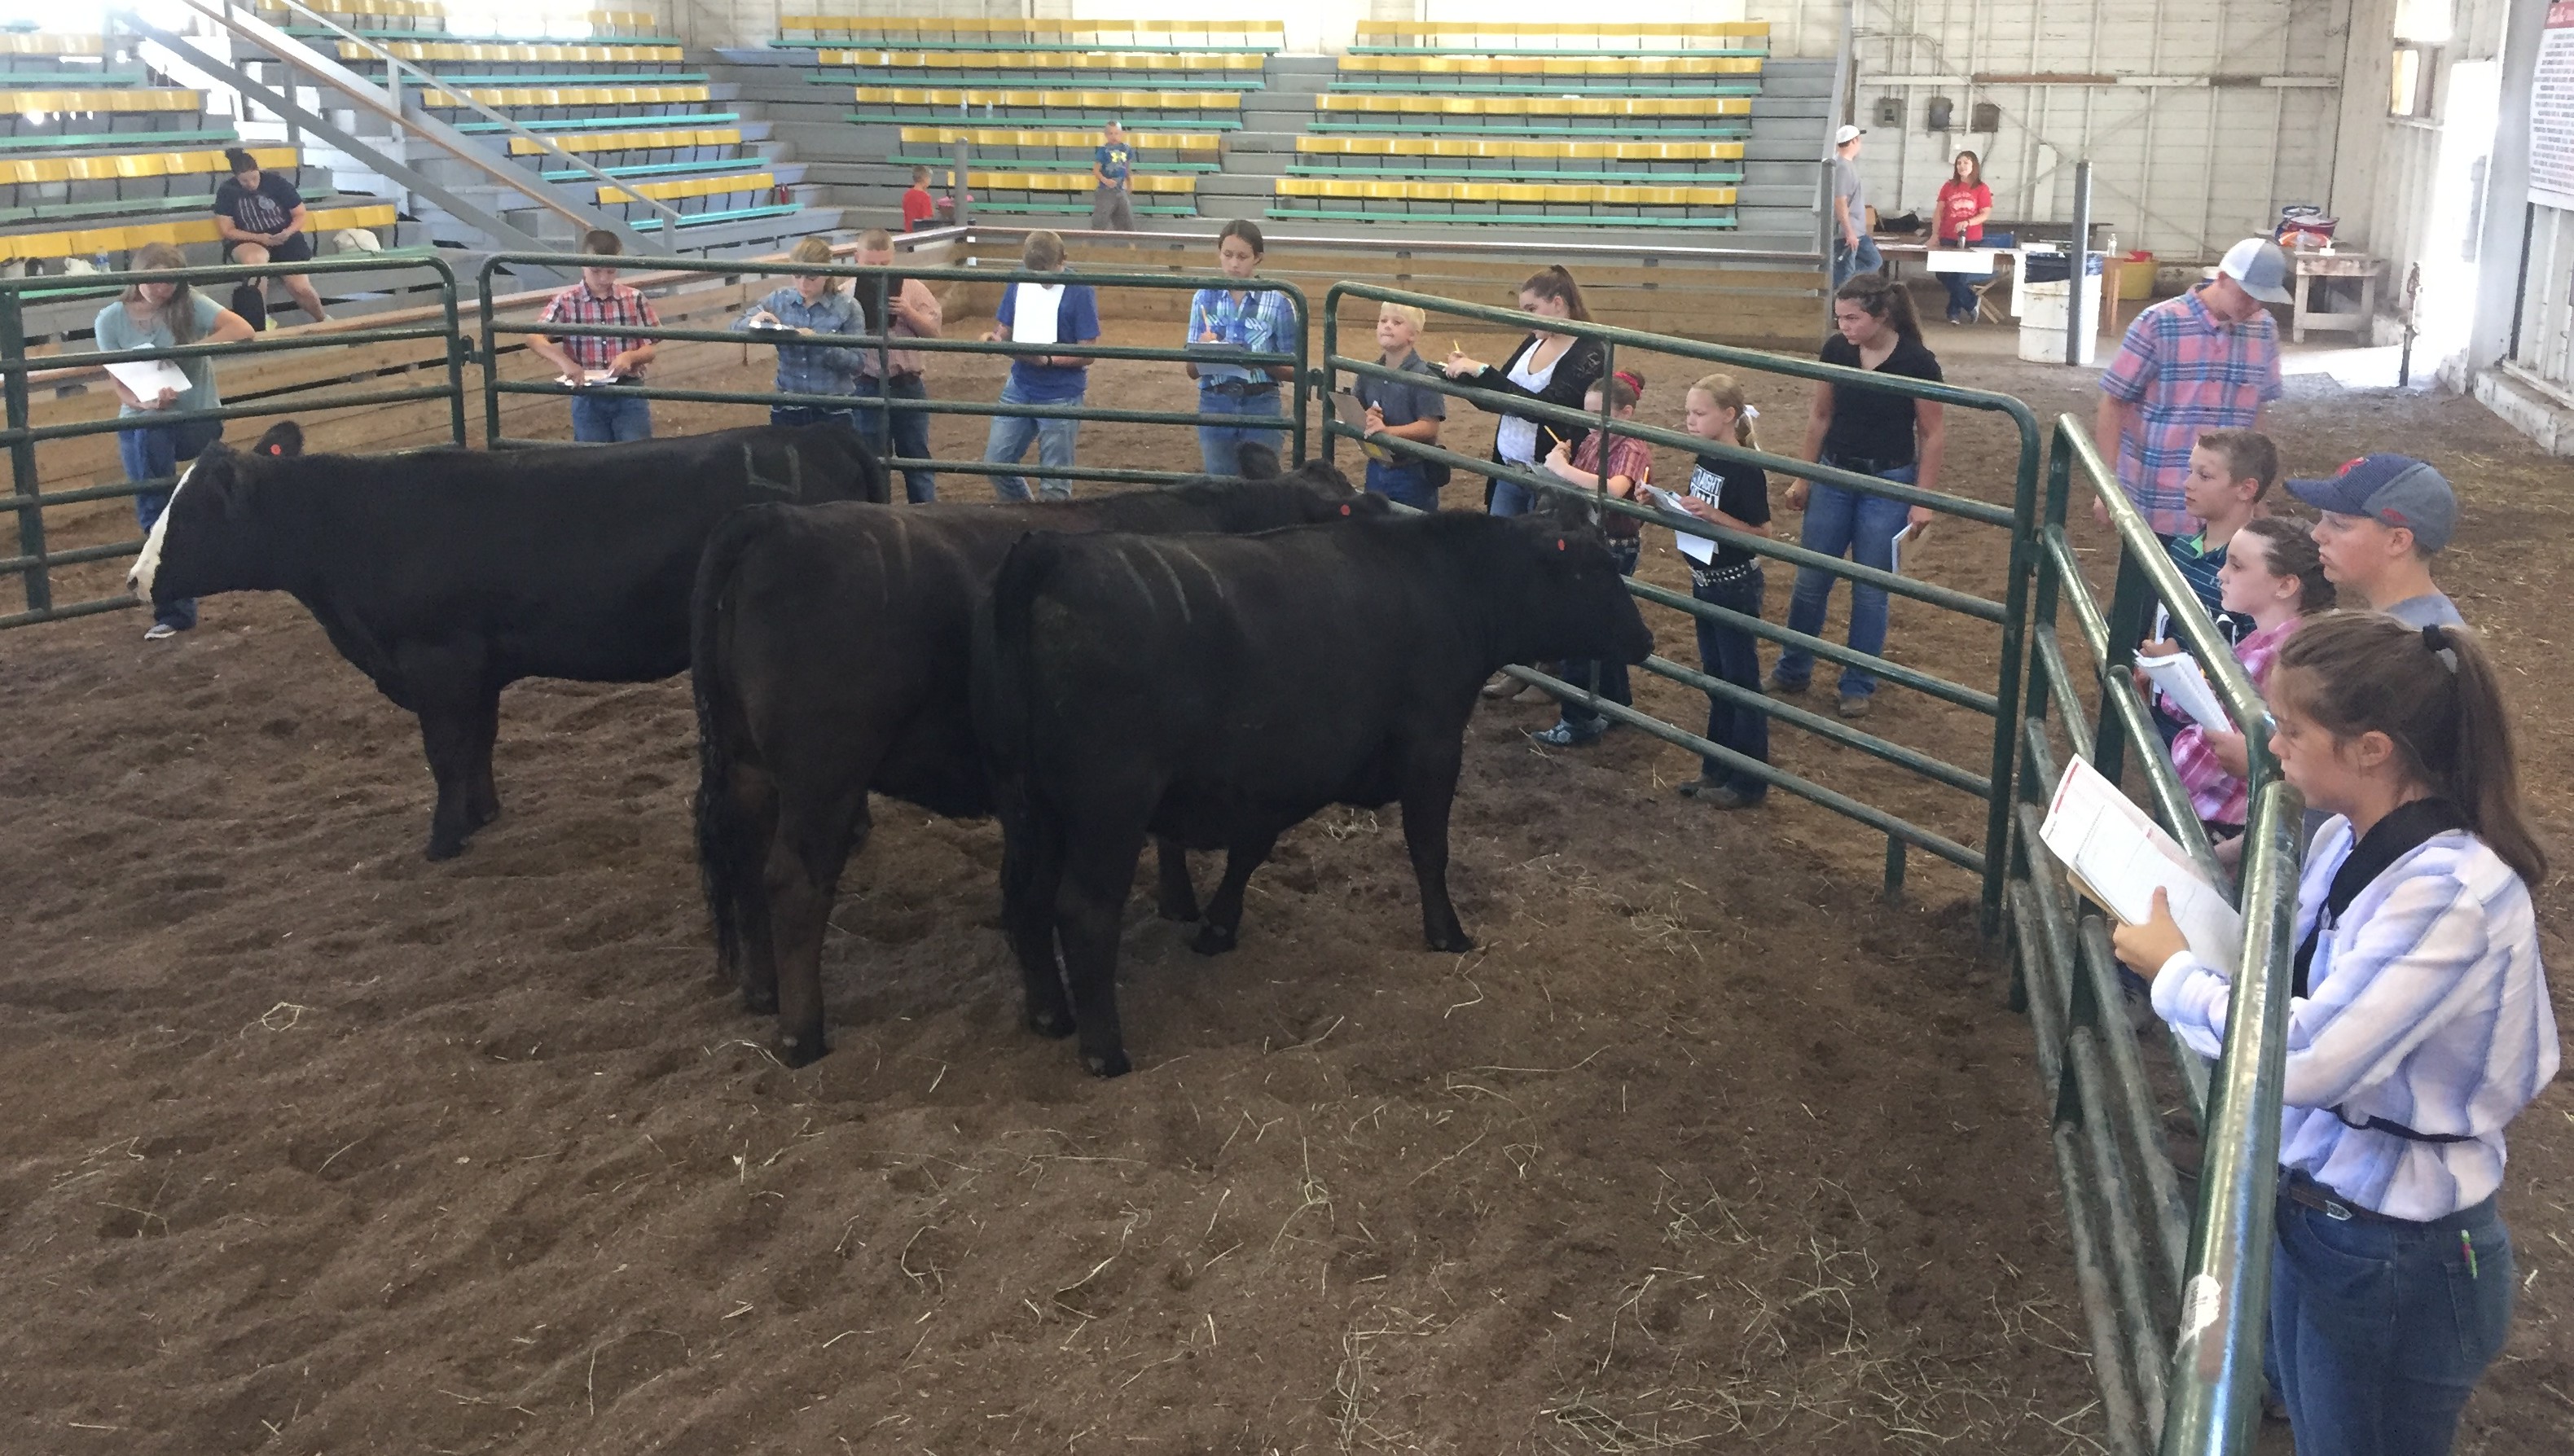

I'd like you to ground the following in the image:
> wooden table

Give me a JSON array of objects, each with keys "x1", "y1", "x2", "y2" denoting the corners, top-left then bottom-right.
[{"x1": 2288, "y1": 250, "x2": 2381, "y2": 343}]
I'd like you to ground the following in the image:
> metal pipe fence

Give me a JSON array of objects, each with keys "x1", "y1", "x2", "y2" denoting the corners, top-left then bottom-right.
[
  {"x1": 474, "y1": 253, "x2": 1308, "y2": 489},
  {"x1": 0, "y1": 254, "x2": 469, "y2": 629},
  {"x1": 2006, "y1": 414, "x2": 2303, "y2": 1456},
  {"x1": 1320, "y1": 280, "x2": 2043, "y2": 929}
]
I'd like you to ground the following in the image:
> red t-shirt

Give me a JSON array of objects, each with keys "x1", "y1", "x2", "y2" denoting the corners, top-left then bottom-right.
[
  {"x1": 901, "y1": 186, "x2": 935, "y2": 230},
  {"x1": 1937, "y1": 180, "x2": 1991, "y2": 244}
]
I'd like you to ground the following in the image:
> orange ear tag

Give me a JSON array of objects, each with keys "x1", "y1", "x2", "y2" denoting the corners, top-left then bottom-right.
[
  {"x1": 1556, "y1": 538, "x2": 1566, "y2": 550},
  {"x1": 1340, "y1": 503, "x2": 1351, "y2": 515}
]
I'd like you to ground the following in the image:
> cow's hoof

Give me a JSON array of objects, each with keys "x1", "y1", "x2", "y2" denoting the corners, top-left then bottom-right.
[
  {"x1": 740, "y1": 985, "x2": 780, "y2": 1016},
  {"x1": 424, "y1": 836, "x2": 465, "y2": 862},
  {"x1": 1426, "y1": 929, "x2": 1476, "y2": 954},
  {"x1": 1157, "y1": 897, "x2": 1201, "y2": 923},
  {"x1": 777, "y1": 1032, "x2": 828, "y2": 1068},
  {"x1": 1188, "y1": 923, "x2": 1238, "y2": 957},
  {"x1": 1083, "y1": 1049, "x2": 1132, "y2": 1078},
  {"x1": 468, "y1": 804, "x2": 501, "y2": 831},
  {"x1": 1026, "y1": 1005, "x2": 1076, "y2": 1040}
]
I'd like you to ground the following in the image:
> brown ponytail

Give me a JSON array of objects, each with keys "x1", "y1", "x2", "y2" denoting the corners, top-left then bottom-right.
[
  {"x1": 1519, "y1": 264, "x2": 1592, "y2": 322},
  {"x1": 1833, "y1": 271, "x2": 1922, "y2": 348},
  {"x1": 2273, "y1": 615, "x2": 2545, "y2": 885}
]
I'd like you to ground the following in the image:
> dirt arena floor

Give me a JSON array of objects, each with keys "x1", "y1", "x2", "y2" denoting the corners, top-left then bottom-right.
[{"x1": 2, "y1": 305, "x2": 2569, "y2": 1454}]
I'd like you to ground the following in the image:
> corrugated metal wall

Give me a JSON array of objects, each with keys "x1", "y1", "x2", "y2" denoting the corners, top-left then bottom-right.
[{"x1": 2511, "y1": 205, "x2": 2574, "y2": 384}]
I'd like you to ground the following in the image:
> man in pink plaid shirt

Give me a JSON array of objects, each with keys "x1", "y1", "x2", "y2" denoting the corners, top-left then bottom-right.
[
  {"x1": 2093, "y1": 237, "x2": 2288, "y2": 538},
  {"x1": 527, "y1": 229, "x2": 661, "y2": 442}
]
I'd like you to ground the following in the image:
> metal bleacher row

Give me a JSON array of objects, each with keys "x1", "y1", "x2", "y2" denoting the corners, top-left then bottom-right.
[
  {"x1": 774, "y1": 15, "x2": 1765, "y2": 231},
  {"x1": 224, "y1": 0, "x2": 827, "y2": 246},
  {"x1": 0, "y1": 34, "x2": 402, "y2": 272}
]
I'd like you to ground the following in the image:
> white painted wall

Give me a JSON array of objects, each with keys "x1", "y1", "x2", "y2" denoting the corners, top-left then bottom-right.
[{"x1": 1808, "y1": 0, "x2": 2348, "y2": 262}]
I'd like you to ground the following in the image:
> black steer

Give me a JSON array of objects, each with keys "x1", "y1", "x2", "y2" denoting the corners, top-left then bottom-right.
[
  {"x1": 971, "y1": 511, "x2": 1656, "y2": 1077},
  {"x1": 691, "y1": 456, "x2": 1386, "y2": 1065},
  {"x1": 127, "y1": 421, "x2": 887, "y2": 859}
]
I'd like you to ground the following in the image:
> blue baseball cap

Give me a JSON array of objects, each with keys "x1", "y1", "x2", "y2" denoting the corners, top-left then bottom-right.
[{"x1": 2285, "y1": 454, "x2": 2456, "y2": 552}]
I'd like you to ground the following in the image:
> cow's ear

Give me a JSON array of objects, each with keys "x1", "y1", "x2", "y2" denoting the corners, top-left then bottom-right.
[
  {"x1": 257, "y1": 420, "x2": 304, "y2": 458},
  {"x1": 188, "y1": 445, "x2": 248, "y2": 518}
]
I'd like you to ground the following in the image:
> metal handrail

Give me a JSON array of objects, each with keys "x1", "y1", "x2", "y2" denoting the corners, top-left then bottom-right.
[
  {"x1": 173, "y1": 0, "x2": 680, "y2": 235},
  {"x1": 2014, "y1": 414, "x2": 2306, "y2": 1456},
  {"x1": 955, "y1": 221, "x2": 1824, "y2": 267}
]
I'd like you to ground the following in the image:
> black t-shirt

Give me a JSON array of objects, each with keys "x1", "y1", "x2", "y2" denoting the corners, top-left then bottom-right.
[
  {"x1": 212, "y1": 172, "x2": 305, "y2": 236},
  {"x1": 1819, "y1": 332, "x2": 1942, "y2": 468},
  {"x1": 1686, "y1": 454, "x2": 1770, "y2": 581}
]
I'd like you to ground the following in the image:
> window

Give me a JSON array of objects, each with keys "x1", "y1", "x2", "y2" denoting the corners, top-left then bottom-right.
[{"x1": 2392, "y1": 45, "x2": 2439, "y2": 118}]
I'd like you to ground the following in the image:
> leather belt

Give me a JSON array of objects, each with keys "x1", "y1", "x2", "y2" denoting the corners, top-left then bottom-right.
[
  {"x1": 2279, "y1": 1175, "x2": 2403, "y2": 1226},
  {"x1": 1202, "y1": 378, "x2": 1278, "y2": 397}
]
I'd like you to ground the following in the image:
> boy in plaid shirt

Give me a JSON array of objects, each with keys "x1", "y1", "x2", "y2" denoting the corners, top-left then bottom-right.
[
  {"x1": 2094, "y1": 237, "x2": 2287, "y2": 538},
  {"x1": 527, "y1": 229, "x2": 661, "y2": 442}
]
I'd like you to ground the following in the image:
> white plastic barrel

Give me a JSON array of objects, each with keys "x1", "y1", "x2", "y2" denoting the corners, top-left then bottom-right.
[{"x1": 2017, "y1": 277, "x2": 2104, "y2": 366}]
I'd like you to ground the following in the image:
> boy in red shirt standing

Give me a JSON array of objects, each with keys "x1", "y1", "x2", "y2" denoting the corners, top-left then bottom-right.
[{"x1": 901, "y1": 167, "x2": 936, "y2": 231}]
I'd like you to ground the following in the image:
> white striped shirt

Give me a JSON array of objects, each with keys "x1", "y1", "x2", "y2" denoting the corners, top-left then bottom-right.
[{"x1": 2152, "y1": 819, "x2": 2559, "y2": 1221}]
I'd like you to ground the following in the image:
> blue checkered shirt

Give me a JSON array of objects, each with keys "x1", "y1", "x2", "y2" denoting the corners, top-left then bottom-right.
[
  {"x1": 1186, "y1": 285, "x2": 1296, "y2": 385},
  {"x1": 734, "y1": 286, "x2": 868, "y2": 399}
]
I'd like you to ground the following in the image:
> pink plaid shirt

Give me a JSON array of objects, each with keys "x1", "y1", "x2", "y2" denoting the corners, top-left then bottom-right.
[
  {"x1": 538, "y1": 279, "x2": 660, "y2": 374},
  {"x1": 2098, "y1": 287, "x2": 2282, "y2": 537},
  {"x1": 2171, "y1": 616, "x2": 2301, "y2": 827}
]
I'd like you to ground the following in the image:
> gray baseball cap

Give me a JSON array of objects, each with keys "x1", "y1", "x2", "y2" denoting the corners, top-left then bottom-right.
[
  {"x1": 2285, "y1": 454, "x2": 2457, "y2": 552},
  {"x1": 2218, "y1": 237, "x2": 2295, "y2": 305}
]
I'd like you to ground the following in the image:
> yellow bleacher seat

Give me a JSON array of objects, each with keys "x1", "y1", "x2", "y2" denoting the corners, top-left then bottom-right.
[
  {"x1": 1316, "y1": 94, "x2": 1750, "y2": 118},
  {"x1": 900, "y1": 126, "x2": 1219, "y2": 153},
  {"x1": 422, "y1": 83, "x2": 710, "y2": 107},
  {"x1": 786, "y1": 16, "x2": 1284, "y2": 45},
  {"x1": 1352, "y1": 20, "x2": 1769, "y2": 42},
  {"x1": 969, "y1": 171, "x2": 1196, "y2": 195},
  {"x1": 584, "y1": 9, "x2": 658, "y2": 31},
  {"x1": 598, "y1": 170, "x2": 773, "y2": 204},
  {"x1": 0, "y1": 89, "x2": 206, "y2": 114},
  {"x1": 338, "y1": 42, "x2": 684, "y2": 63},
  {"x1": 854, "y1": 86, "x2": 1241, "y2": 111},
  {"x1": 1295, "y1": 136, "x2": 1746, "y2": 162},
  {"x1": 258, "y1": 0, "x2": 445, "y2": 20},
  {"x1": 0, "y1": 200, "x2": 398, "y2": 262},
  {"x1": 0, "y1": 34, "x2": 105, "y2": 57},
  {"x1": 1274, "y1": 177, "x2": 1736, "y2": 206},
  {"x1": 820, "y1": 49, "x2": 1265, "y2": 71},
  {"x1": 0, "y1": 146, "x2": 294, "y2": 186},
  {"x1": 510, "y1": 127, "x2": 741, "y2": 155},
  {"x1": 1343, "y1": 55, "x2": 1763, "y2": 77}
]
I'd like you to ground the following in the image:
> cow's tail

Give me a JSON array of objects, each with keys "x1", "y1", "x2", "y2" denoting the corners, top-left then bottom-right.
[
  {"x1": 690, "y1": 506, "x2": 777, "y2": 981},
  {"x1": 968, "y1": 531, "x2": 1064, "y2": 781}
]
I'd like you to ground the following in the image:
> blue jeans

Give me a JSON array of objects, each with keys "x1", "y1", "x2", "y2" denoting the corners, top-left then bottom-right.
[
  {"x1": 1196, "y1": 383, "x2": 1285, "y2": 476},
  {"x1": 121, "y1": 421, "x2": 217, "y2": 631},
  {"x1": 1487, "y1": 470, "x2": 1538, "y2": 517},
  {"x1": 1776, "y1": 462, "x2": 1915, "y2": 700},
  {"x1": 1941, "y1": 269, "x2": 1979, "y2": 319},
  {"x1": 1831, "y1": 234, "x2": 1883, "y2": 290},
  {"x1": 986, "y1": 379, "x2": 1079, "y2": 501},
  {"x1": 1364, "y1": 458, "x2": 1440, "y2": 511},
  {"x1": 1693, "y1": 568, "x2": 1768, "y2": 795},
  {"x1": 2270, "y1": 1186, "x2": 2514, "y2": 1456},
  {"x1": 571, "y1": 392, "x2": 652, "y2": 443},
  {"x1": 854, "y1": 373, "x2": 937, "y2": 502},
  {"x1": 1557, "y1": 537, "x2": 1641, "y2": 729}
]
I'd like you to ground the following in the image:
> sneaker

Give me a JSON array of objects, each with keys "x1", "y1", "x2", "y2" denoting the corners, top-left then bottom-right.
[
  {"x1": 1529, "y1": 720, "x2": 1605, "y2": 748},
  {"x1": 1837, "y1": 693, "x2": 1872, "y2": 720},
  {"x1": 1678, "y1": 778, "x2": 1761, "y2": 809},
  {"x1": 143, "y1": 622, "x2": 179, "y2": 641},
  {"x1": 1765, "y1": 673, "x2": 1809, "y2": 696}
]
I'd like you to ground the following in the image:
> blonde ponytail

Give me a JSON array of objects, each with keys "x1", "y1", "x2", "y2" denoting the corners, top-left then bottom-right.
[{"x1": 1690, "y1": 371, "x2": 1760, "y2": 452}]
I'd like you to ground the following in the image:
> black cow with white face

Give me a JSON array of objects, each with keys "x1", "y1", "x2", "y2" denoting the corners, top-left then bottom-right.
[
  {"x1": 126, "y1": 420, "x2": 886, "y2": 859},
  {"x1": 971, "y1": 511, "x2": 1656, "y2": 1077}
]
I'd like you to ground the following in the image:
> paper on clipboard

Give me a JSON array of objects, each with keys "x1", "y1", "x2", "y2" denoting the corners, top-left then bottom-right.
[
  {"x1": 2137, "y1": 651, "x2": 2232, "y2": 730},
  {"x1": 556, "y1": 369, "x2": 619, "y2": 388},
  {"x1": 1888, "y1": 520, "x2": 1921, "y2": 576},
  {"x1": 2038, "y1": 756, "x2": 2242, "y2": 976},
  {"x1": 1645, "y1": 485, "x2": 1717, "y2": 564},
  {"x1": 103, "y1": 357, "x2": 191, "y2": 399},
  {"x1": 1010, "y1": 282, "x2": 1064, "y2": 346},
  {"x1": 1333, "y1": 391, "x2": 1390, "y2": 461}
]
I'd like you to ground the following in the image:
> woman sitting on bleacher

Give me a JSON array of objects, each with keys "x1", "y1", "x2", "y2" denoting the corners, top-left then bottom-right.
[
  {"x1": 98, "y1": 242, "x2": 257, "y2": 642},
  {"x1": 1442, "y1": 265, "x2": 1606, "y2": 521}
]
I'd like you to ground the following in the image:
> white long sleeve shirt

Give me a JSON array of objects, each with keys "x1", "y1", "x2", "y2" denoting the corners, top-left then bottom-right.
[{"x1": 2152, "y1": 818, "x2": 2559, "y2": 1221}]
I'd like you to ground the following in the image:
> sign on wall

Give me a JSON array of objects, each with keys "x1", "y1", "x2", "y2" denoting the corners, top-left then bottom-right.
[{"x1": 2533, "y1": 1, "x2": 2574, "y2": 208}]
